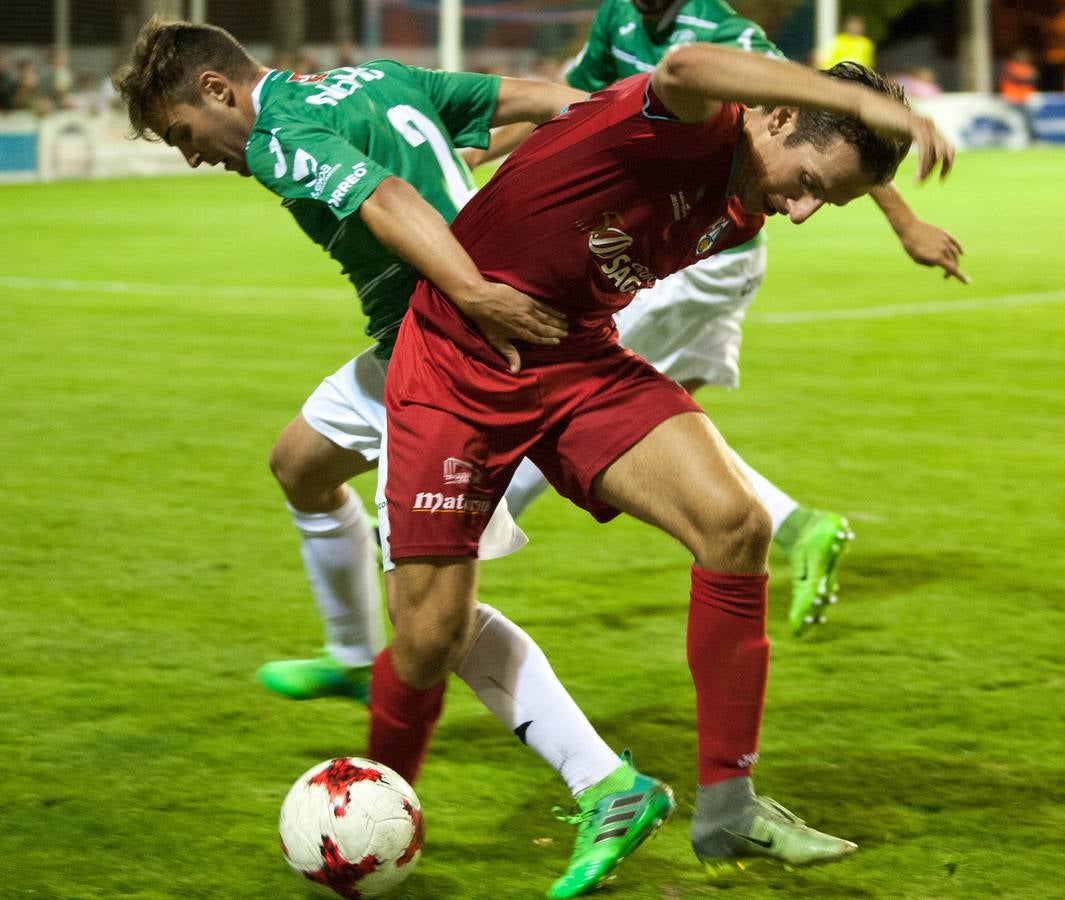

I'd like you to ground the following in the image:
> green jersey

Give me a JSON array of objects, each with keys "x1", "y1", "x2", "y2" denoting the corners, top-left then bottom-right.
[
  {"x1": 245, "y1": 61, "x2": 500, "y2": 357},
  {"x1": 566, "y1": 0, "x2": 782, "y2": 92}
]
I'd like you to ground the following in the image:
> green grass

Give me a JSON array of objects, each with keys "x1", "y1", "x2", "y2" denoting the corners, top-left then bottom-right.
[{"x1": 1, "y1": 148, "x2": 1063, "y2": 899}]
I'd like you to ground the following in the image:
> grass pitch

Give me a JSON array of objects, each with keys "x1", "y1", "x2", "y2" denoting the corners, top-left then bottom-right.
[{"x1": 1, "y1": 149, "x2": 1064, "y2": 899}]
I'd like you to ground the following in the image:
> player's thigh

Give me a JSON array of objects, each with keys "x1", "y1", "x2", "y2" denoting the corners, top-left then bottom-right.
[{"x1": 593, "y1": 411, "x2": 768, "y2": 572}]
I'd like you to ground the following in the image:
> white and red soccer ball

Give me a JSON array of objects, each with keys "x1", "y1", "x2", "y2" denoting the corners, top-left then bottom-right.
[{"x1": 279, "y1": 757, "x2": 423, "y2": 898}]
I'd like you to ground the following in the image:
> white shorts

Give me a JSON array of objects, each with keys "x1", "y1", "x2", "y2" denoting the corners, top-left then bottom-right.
[
  {"x1": 302, "y1": 349, "x2": 389, "y2": 462},
  {"x1": 615, "y1": 241, "x2": 768, "y2": 389},
  {"x1": 302, "y1": 349, "x2": 527, "y2": 570}
]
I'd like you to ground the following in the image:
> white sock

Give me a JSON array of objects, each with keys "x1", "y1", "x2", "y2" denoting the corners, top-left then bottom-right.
[
  {"x1": 503, "y1": 457, "x2": 551, "y2": 519},
  {"x1": 288, "y1": 489, "x2": 385, "y2": 667},
  {"x1": 454, "y1": 603, "x2": 621, "y2": 797},
  {"x1": 730, "y1": 450, "x2": 799, "y2": 537}
]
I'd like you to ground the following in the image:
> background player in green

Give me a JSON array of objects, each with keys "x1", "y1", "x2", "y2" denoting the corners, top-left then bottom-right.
[
  {"x1": 115, "y1": 19, "x2": 676, "y2": 896},
  {"x1": 502, "y1": 0, "x2": 971, "y2": 635}
]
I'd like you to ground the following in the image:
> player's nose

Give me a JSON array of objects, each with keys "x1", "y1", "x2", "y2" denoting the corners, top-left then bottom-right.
[
  {"x1": 787, "y1": 196, "x2": 824, "y2": 224},
  {"x1": 184, "y1": 150, "x2": 204, "y2": 169}
]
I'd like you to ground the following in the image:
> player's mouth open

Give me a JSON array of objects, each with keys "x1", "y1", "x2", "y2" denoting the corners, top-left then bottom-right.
[{"x1": 764, "y1": 196, "x2": 777, "y2": 215}]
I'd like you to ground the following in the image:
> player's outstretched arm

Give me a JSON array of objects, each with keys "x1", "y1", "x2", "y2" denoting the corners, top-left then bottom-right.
[
  {"x1": 459, "y1": 122, "x2": 537, "y2": 170},
  {"x1": 869, "y1": 183, "x2": 971, "y2": 283},
  {"x1": 359, "y1": 176, "x2": 567, "y2": 373},
  {"x1": 491, "y1": 78, "x2": 586, "y2": 128},
  {"x1": 460, "y1": 80, "x2": 585, "y2": 170},
  {"x1": 652, "y1": 43, "x2": 954, "y2": 182}
]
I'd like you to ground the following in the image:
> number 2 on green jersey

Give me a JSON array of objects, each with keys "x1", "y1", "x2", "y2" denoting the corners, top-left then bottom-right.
[{"x1": 387, "y1": 104, "x2": 475, "y2": 210}]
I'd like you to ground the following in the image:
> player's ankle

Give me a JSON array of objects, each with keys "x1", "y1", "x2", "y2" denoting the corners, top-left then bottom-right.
[{"x1": 690, "y1": 775, "x2": 757, "y2": 853}]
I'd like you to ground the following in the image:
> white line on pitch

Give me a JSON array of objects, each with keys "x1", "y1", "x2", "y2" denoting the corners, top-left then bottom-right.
[
  {"x1": 0, "y1": 275, "x2": 348, "y2": 303},
  {"x1": 752, "y1": 289, "x2": 1065, "y2": 324},
  {"x1": 5, "y1": 276, "x2": 1065, "y2": 325}
]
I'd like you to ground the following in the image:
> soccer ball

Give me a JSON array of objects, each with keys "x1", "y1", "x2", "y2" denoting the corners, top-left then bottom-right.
[{"x1": 279, "y1": 757, "x2": 423, "y2": 898}]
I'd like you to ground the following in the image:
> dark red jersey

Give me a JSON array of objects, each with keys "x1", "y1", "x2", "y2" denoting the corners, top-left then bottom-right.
[{"x1": 408, "y1": 73, "x2": 765, "y2": 365}]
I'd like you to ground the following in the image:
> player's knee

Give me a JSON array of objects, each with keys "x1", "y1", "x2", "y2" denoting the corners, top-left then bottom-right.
[
  {"x1": 268, "y1": 440, "x2": 297, "y2": 493},
  {"x1": 690, "y1": 491, "x2": 771, "y2": 572},
  {"x1": 392, "y1": 607, "x2": 472, "y2": 688},
  {"x1": 269, "y1": 440, "x2": 323, "y2": 507}
]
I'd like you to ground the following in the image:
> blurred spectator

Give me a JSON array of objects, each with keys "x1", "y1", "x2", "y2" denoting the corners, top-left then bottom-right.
[
  {"x1": 0, "y1": 51, "x2": 17, "y2": 111},
  {"x1": 894, "y1": 65, "x2": 942, "y2": 99},
  {"x1": 295, "y1": 49, "x2": 320, "y2": 74},
  {"x1": 41, "y1": 46, "x2": 73, "y2": 109},
  {"x1": 529, "y1": 56, "x2": 562, "y2": 82},
  {"x1": 11, "y1": 58, "x2": 44, "y2": 113},
  {"x1": 67, "y1": 72, "x2": 106, "y2": 114},
  {"x1": 999, "y1": 47, "x2": 1039, "y2": 141},
  {"x1": 999, "y1": 47, "x2": 1039, "y2": 103},
  {"x1": 335, "y1": 40, "x2": 356, "y2": 68},
  {"x1": 271, "y1": 50, "x2": 296, "y2": 71},
  {"x1": 822, "y1": 14, "x2": 875, "y2": 70}
]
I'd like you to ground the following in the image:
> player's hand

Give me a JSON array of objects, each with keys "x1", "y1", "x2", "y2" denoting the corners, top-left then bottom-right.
[
  {"x1": 906, "y1": 112, "x2": 954, "y2": 183},
  {"x1": 898, "y1": 219, "x2": 971, "y2": 284},
  {"x1": 459, "y1": 281, "x2": 568, "y2": 374},
  {"x1": 857, "y1": 98, "x2": 954, "y2": 183},
  {"x1": 457, "y1": 146, "x2": 487, "y2": 169}
]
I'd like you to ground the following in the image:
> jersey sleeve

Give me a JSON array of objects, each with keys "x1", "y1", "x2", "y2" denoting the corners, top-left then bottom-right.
[
  {"x1": 245, "y1": 119, "x2": 393, "y2": 221},
  {"x1": 405, "y1": 67, "x2": 501, "y2": 150},
  {"x1": 566, "y1": 2, "x2": 618, "y2": 92}
]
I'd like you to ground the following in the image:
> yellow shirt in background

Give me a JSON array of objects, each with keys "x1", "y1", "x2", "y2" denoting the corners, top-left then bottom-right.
[{"x1": 823, "y1": 33, "x2": 875, "y2": 69}]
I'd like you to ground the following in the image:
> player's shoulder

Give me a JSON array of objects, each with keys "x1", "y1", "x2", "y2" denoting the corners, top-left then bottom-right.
[
  {"x1": 679, "y1": 1, "x2": 783, "y2": 54},
  {"x1": 259, "y1": 61, "x2": 413, "y2": 113},
  {"x1": 674, "y1": 0, "x2": 739, "y2": 25}
]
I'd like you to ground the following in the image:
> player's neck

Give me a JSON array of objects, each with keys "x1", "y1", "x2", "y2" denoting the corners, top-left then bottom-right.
[
  {"x1": 726, "y1": 122, "x2": 757, "y2": 212},
  {"x1": 236, "y1": 66, "x2": 270, "y2": 125},
  {"x1": 646, "y1": 0, "x2": 686, "y2": 39}
]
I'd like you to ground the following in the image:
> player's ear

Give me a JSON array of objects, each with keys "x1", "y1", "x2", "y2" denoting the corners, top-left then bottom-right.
[
  {"x1": 199, "y1": 71, "x2": 232, "y2": 105},
  {"x1": 767, "y1": 106, "x2": 798, "y2": 137}
]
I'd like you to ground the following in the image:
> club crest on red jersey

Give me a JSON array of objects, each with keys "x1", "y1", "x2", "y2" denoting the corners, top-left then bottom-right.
[{"x1": 695, "y1": 216, "x2": 734, "y2": 256}]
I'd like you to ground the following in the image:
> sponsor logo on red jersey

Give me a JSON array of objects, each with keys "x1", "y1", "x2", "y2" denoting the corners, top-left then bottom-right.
[{"x1": 581, "y1": 211, "x2": 655, "y2": 295}]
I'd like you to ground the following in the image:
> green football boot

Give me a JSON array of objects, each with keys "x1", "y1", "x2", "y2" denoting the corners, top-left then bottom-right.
[
  {"x1": 256, "y1": 652, "x2": 371, "y2": 703},
  {"x1": 697, "y1": 796, "x2": 857, "y2": 876},
  {"x1": 786, "y1": 511, "x2": 854, "y2": 636},
  {"x1": 546, "y1": 751, "x2": 675, "y2": 898}
]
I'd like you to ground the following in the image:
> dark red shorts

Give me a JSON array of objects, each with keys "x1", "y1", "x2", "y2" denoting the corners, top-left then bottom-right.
[{"x1": 384, "y1": 310, "x2": 701, "y2": 560}]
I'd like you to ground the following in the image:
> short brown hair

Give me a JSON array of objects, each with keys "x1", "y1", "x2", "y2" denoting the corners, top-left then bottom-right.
[
  {"x1": 113, "y1": 16, "x2": 261, "y2": 139},
  {"x1": 786, "y1": 62, "x2": 911, "y2": 185}
]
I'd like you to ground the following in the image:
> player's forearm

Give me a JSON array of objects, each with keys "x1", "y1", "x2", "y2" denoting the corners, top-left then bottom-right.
[
  {"x1": 492, "y1": 78, "x2": 585, "y2": 127},
  {"x1": 869, "y1": 182, "x2": 918, "y2": 234},
  {"x1": 358, "y1": 176, "x2": 487, "y2": 306},
  {"x1": 655, "y1": 43, "x2": 902, "y2": 129},
  {"x1": 460, "y1": 122, "x2": 537, "y2": 169}
]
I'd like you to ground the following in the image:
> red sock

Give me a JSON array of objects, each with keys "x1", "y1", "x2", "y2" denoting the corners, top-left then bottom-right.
[
  {"x1": 687, "y1": 565, "x2": 770, "y2": 786},
  {"x1": 368, "y1": 646, "x2": 445, "y2": 785}
]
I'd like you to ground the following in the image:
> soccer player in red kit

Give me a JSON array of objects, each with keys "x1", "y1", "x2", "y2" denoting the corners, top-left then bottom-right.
[{"x1": 374, "y1": 44, "x2": 953, "y2": 879}]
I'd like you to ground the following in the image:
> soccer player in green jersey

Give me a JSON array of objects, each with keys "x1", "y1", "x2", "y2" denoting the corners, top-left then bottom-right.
[
  {"x1": 115, "y1": 18, "x2": 675, "y2": 896},
  {"x1": 501, "y1": 0, "x2": 971, "y2": 636}
]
